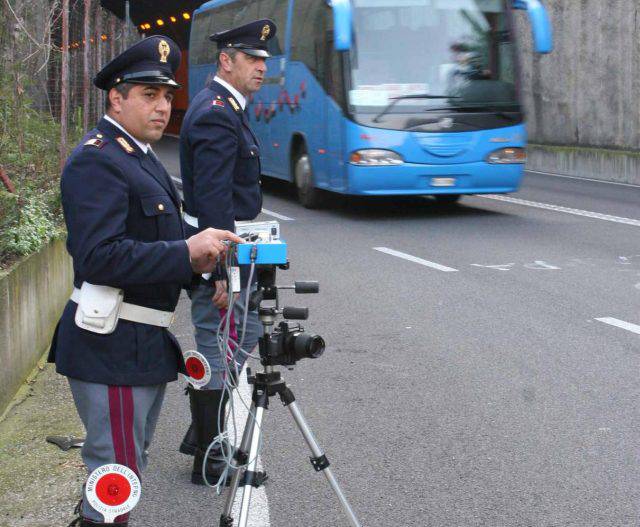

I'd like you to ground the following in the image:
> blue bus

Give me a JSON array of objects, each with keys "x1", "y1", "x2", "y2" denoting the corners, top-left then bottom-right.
[{"x1": 189, "y1": 0, "x2": 552, "y2": 207}]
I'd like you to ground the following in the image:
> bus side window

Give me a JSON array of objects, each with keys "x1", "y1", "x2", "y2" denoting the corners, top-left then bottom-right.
[
  {"x1": 291, "y1": 0, "x2": 344, "y2": 109},
  {"x1": 291, "y1": 0, "x2": 324, "y2": 77},
  {"x1": 234, "y1": 0, "x2": 287, "y2": 56},
  {"x1": 321, "y1": 3, "x2": 346, "y2": 110}
]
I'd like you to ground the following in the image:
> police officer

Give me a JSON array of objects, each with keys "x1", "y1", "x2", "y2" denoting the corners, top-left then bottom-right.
[
  {"x1": 49, "y1": 36, "x2": 243, "y2": 527},
  {"x1": 178, "y1": 19, "x2": 276, "y2": 485}
]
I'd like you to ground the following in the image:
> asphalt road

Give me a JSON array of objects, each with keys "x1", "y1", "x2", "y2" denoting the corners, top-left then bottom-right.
[{"x1": 143, "y1": 143, "x2": 640, "y2": 527}]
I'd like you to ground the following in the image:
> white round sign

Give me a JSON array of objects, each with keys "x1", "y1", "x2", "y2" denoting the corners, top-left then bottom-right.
[
  {"x1": 183, "y1": 349, "x2": 211, "y2": 388},
  {"x1": 85, "y1": 464, "x2": 141, "y2": 523}
]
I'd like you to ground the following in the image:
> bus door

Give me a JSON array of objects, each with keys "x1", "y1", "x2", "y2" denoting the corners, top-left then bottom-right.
[
  {"x1": 266, "y1": 57, "x2": 289, "y2": 178},
  {"x1": 321, "y1": 2, "x2": 346, "y2": 191}
]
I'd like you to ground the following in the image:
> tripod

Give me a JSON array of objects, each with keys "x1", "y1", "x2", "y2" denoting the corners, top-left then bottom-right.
[{"x1": 219, "y1": 304, "x2": 362, "y2": 527}]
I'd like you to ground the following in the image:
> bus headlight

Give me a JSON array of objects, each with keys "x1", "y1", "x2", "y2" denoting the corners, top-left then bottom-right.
[
  {"x1": 349, "y1": 149, "x2": 404, "y2": 166},
  {"x1": 486, "y1": 147, "x2": 527, "y2": 164}
]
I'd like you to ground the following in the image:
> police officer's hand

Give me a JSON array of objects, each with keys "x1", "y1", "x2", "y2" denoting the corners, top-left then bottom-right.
[
  {"x1": 212, "y1": 280, "x2": 241, "y2": 309},
  {"x1": 212, "y1": 280, "x2": 229, "y2": 309},
  {"x1": 186, "y1": 228, "x2": 243, "y2": 273}
]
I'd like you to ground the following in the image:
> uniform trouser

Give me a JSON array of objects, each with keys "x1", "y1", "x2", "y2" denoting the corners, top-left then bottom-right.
[
  {"x1": 189, "y1": 282, "x2": 260, "y2": 390},
  {"x1": 68, "y1": 378, "x2": 166, "y2": 523}
]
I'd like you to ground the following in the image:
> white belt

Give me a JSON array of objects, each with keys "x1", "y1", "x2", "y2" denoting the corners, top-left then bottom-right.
[
  {"x1": 183, "y1": 212, "x2": 199, "y2": 228},
  {"x1": 71, "y1": 288, "x2": 175, "y2": 327}
]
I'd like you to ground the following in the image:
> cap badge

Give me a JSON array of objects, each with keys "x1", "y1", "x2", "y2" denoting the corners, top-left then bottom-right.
[
  {"x1": 260, "y1": 24, "x2": 270, "y2": 41},
  {"x1": 158, "y1": 40, "x2": 170, "y2": 63}
]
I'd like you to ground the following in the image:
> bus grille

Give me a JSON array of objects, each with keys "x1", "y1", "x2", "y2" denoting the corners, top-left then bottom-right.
[{"x1": 414, "y1": 134, "x2": 472, "y2": 158}]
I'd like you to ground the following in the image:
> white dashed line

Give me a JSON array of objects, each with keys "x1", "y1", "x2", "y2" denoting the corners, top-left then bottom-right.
[
  {"x1": 477, "y1": 194, "x2": 640, "y2": 227},
  {"x1": 261, "y1": 208, "x2": 294, "y2": 221},
  {"x1": 595, "y1": 317, "x2": 640, "y2": 336},
  {"x1": 229, "y1": 370, "x2": 271, "y2": 526},
  {"x1": 373, "y1": 247, "x2": 459, "y2": 272}
]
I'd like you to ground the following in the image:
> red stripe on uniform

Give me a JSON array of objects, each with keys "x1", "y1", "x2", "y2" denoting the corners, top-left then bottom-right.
[
  {"x1": 121, "y1": 387, "x2": 139, "y2": 476},
  {"x1": 108, "y1": 386, "x2": 126, "y2": 465},
  {"x1": 108, "y1": 386, "x2": 135, "y2": 522}
]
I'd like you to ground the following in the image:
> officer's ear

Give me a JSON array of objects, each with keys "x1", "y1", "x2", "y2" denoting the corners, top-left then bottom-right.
[
  {"x1": 108, "y1": 87, "x2": 124, "y2": 114},
  {"x1": 107, "y1": 83, "x2": 133, "y2": 114},
  {"x1": 218, "y1": 51, "x2": 235, "y2": 73}
]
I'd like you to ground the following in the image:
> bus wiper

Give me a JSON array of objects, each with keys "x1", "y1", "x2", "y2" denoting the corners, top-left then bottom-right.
[
  {"x1": 423, "y1": 104, "x2": 520, "y2": 120},
  {"x1": 372, "y1": 94, "x2": 461, "y2": 123}
]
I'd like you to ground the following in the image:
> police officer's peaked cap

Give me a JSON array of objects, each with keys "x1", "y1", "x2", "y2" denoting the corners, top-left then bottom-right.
[
  {"x1": 94, "y1": 35, "x2": 182, "y2": 90},
  {"x1": 209, "y1": 19, "x2": 277, "y2": 58}
]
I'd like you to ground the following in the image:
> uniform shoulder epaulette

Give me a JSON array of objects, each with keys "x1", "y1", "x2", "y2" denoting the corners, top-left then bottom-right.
[
  {"x1": 116, "y1": 136, "x2": 135, "y2": 154},
  {"x1": 211, "y1": 95, "x2": 225, "y2": 109},
  {"x1": 83, "y1": 133, "x2": 107, "y2": 149}
]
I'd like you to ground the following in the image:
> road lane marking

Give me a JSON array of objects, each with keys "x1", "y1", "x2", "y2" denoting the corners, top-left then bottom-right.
[
  {"x1": 477, "y1": 195, "x2": 640, "y2": 227},
  {"x1": 526, "y1": 169, "x2": 640, "y2": 188},
  {"x1": 261, "y1": 208, "x2": 294, "y2": 221},
  {"x1": 229, "y1": 370, "x2": 271, "y2": 526},
  {"x1": 595, "y1": 317, "x2": 640, "y2": 335},
  {"x1": 373, "y1": 247, "x2": 459, "y2": 272}
]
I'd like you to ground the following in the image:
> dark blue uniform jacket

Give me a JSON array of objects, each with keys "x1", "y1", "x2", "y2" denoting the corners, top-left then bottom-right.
[
  {"x1": 180, "y1": 80, "x2": 262, "y2": 236},
  {"x1": 48, "y1": 118, "x2": 193, "y2": 386}
]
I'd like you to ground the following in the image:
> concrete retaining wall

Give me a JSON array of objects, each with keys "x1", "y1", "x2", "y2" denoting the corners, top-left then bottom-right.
[
  {"x1": 0, "y1": 239, "x2": 73, "y2": 414},
  {"x1": 527, "y1": 144, "x2": 640, "y2": 185},
  {"x1": 514, "y1": 1, "x2": 640, "y2": 183}
]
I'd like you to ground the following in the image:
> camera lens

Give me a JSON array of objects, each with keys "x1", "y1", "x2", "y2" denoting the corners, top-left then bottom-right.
[{"x1": 292, "y1": 333, "x2": 325, "y2": 360}]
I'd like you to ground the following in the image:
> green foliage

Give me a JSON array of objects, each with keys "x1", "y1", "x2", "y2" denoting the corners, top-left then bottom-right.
[
  {"x1": 0, "y1": 73, "x2": 66, "y2": 269},
  {"x1": 0, "y1": 193, "x2": 63, "y2": 258}
]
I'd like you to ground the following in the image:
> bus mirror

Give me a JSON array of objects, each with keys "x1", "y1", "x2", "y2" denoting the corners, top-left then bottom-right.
[
  {"x1": 330, "y1": 0, "x2": 352, "y2": 51},
  {"x1": 513, "y1": 0, "x2": 553, "y2": 54}
]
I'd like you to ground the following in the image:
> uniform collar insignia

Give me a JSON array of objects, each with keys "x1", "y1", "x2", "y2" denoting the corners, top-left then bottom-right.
[
  {"x1": 84, "y1": 137, "x2": 105, "y2": 148},
  {"x1": 228, "y1": 97, "x2": 241, "y2": 112},
  {"x1": 116, "y1": 136, "x2": 135, "y2": 154}
]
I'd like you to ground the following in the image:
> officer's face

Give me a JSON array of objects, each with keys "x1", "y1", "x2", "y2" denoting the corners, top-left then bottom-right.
[
  {"x1": 222, "y1": 51, "x2": 267, "y2": 96},
  {"x1": 108, "y1": 84, "x2": 175, "y2": 144}
]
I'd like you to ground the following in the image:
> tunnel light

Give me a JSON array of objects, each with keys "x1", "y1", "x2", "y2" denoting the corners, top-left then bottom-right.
[
  {"x1": 170, "y1": 16, "x2": 177, "y2": 23},
  {"x1": 157, "y1": 19, "x2": 164, "y2": 26},
  {"x1": 182, "y1": 12, "x2": 191, "y2": 20}
]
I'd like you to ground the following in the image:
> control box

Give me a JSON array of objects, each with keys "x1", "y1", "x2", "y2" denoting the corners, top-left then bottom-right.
[{"x1": 237, "y1": 240, "x2": 287, "y2": 265}]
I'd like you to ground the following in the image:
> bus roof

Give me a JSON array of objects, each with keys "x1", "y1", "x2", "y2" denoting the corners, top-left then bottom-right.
[{"x1": 195, "y1": 0, "x2": 240, "y2": 16}]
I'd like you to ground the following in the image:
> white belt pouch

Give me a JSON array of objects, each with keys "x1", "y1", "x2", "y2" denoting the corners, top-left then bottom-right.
[
  {"x1": 74, "y1": 282, "x2": 123, "y2": 334},
  {"x1": 72, "y1": 282, "x2": 176, "y2": 334}
]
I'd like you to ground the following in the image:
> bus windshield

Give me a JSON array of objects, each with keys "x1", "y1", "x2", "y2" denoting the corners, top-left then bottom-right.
[{"x1": 349, "y1": 0, "x2": 520, "y2": 130}]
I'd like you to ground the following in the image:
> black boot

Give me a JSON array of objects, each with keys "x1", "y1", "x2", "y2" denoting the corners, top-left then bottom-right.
[
  {"x1": 68, "y1": 516, "x2": 127, "y2": 526},
  {"x1": 178, "y1": 386, "x2": 197, "y2": 456},
  {"x1": 179, "y1": 422, "x2": 197, "y2": 455},
  {"x1": 81, "y1": 520, "x2": 128, "y2": 526},
  {"x1": 191, "y1": 388, "x2": 232, "y2": 485}
]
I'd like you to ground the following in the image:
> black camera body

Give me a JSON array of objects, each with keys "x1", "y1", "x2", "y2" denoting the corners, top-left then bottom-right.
[{"x1": 260, "y1": 321, "x2": 325, "y2": 367}]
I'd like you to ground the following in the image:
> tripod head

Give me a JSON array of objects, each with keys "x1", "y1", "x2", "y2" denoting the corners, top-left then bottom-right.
[{"x1": 248, "y1": 263, "x2": 324, "y2": 367}]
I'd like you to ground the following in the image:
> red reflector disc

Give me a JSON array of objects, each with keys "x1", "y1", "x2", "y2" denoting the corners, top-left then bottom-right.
[
  {"x1": 186, "y1": 357, "x2": 205, "y2": 380},
  {"x1": 95, "y1": 473, "x2": 131, "y2": 506}
]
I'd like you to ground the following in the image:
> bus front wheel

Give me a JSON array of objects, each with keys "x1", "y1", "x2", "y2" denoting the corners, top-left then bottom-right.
[{"x1": 294, "y1": 151, "x2": 323, "y2": 208}]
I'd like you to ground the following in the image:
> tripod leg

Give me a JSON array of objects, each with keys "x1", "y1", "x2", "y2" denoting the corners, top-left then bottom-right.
[
  {"x1": 285, "y1": 397, "x2": 362, "y2": 527},
  {"x1": 236, "y1": 389, "x2": 268, "y2": 527},
  {"x1": 219, "y1": 399, "x2": 257, "y2": 527},
  {"x1": 220, "y1": 387, "x2": 269, "y2": 527}
]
